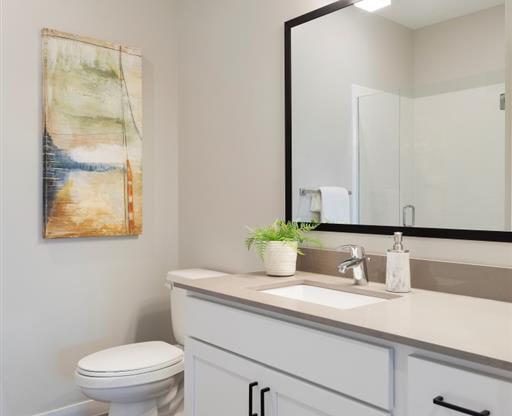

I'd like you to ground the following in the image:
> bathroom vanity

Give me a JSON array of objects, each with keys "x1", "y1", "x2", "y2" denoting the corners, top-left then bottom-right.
[{"x1": 176, "y1": 272, "x2": 512, "y2": 416}]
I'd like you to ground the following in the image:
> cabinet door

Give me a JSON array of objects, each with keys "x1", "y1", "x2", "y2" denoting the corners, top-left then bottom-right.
[
  {"x1": 185, "y1": 337, "x2": 390, "y2": 416},
  {"x1": 185, "y1": 340, "x2": 259, "y2": 416}
]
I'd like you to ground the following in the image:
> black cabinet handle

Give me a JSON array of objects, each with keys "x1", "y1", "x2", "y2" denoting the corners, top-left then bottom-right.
[
  {"x1": 260, "y1": 387, "x2": 270, "y2": 416},
  {"x1": 433, "y1": 396, "x2": 491, "y2": 416},
  {"x1": 249, "y1": 382, "x2": 258, "y2": 416}
]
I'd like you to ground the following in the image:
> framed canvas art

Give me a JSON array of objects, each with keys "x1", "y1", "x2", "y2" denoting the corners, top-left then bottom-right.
[{"x1": 42, "y1": 29, "x2": 142, "y2": 238}]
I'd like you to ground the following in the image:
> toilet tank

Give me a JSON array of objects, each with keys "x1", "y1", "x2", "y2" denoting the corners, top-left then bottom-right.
[{"x1": 166, "y1": 269, "x2": 228, "y2": 345}]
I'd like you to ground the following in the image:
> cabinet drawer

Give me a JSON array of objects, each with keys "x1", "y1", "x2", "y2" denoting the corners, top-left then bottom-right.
[
  {"x1": 186, "y1": 296, "x2": 393, "y2": 410},
  {"x1": 408, "y1": 355, "x2": 512, "y2": 415}
]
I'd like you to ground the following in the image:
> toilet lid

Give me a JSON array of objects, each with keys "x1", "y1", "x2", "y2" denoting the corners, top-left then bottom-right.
[{"x1": 77, "y1": 341, "x2": 183, "y2": 377}]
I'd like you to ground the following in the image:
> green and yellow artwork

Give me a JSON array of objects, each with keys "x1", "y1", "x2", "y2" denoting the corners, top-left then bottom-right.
[{"x1": 42, "y1": 29, "x2": 142, "y2": 238}]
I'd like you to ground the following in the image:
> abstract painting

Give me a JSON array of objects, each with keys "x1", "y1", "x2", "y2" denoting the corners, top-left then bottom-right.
[{"x1": 42, "y1": 29, "x2": 142, "y2": 238}]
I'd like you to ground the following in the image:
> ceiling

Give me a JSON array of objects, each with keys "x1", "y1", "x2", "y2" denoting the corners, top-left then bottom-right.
[{"x1": 372, "y1": 0, "x2": 504, "y2": 29}]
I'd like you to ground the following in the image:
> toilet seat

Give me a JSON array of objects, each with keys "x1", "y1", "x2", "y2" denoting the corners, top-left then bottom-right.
[
  {"x1": 77, "y1": 341, "x2": 183, "y2": 377},
  {"x1": 75, "y1": 360, "x2": 184, "y2": 389},
  {"x1": 75, "y1": 341, "x2": 184, "y2": 389}
]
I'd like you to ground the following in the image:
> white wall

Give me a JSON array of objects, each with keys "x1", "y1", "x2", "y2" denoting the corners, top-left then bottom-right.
[
  {"x1": 178, "y1": 0, "x2": 512, "y2": 274},
  {"x1": 0, "y1": 1, "x2": 179, "y2": 415}
]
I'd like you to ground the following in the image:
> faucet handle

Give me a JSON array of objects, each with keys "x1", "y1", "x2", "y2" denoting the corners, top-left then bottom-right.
[{"x1": 336, "y1": 244, "x2": 366, "y2": 258}]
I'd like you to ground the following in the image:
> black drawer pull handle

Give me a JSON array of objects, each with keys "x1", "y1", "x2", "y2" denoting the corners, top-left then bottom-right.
[
  {"x1": 249, "y1": 382, "x2": 258, "y2": 416},
  {"x1": 260, "y1": 387, "x2": 270, "y2": 416},
  {"x1": 433, "y1": 396, "x2": 491, "y2": 416}
]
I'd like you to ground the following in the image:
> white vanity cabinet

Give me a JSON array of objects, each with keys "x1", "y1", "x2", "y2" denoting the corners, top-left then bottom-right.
[
  {"x1": 186, "y1": 337, "x2": 389, "y2": 416},
  {"x1": 184, "y1": 294, "x2": 512, "y2": 416}
]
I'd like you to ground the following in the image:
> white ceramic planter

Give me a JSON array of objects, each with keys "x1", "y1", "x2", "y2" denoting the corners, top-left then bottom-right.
[{"x1": 263, "y1": 241, "x2": 298, "y2": 277}]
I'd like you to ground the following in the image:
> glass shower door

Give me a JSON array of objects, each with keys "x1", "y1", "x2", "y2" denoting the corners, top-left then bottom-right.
[{"x1": 400, "y1": 81, "x2": 506, "y2": 231}]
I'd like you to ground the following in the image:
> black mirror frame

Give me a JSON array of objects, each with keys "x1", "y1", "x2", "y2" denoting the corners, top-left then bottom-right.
[{"x1": 284, "y1": 0, "x2": 512, "y2": 243}]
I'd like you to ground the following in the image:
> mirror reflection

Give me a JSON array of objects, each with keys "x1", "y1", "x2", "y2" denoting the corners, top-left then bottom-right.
[{"x1": 291, "y1": 0, "x2": 508, "y2": 231}]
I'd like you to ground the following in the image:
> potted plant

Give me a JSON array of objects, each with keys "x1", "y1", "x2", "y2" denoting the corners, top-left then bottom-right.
[{"x1": 245, "y1": 220, "x2": 320, "y2": 277}]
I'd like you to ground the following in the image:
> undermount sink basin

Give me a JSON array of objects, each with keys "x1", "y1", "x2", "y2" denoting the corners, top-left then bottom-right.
[{"x1": 261, "y1": 284, "x2": 388, "y2": 310}]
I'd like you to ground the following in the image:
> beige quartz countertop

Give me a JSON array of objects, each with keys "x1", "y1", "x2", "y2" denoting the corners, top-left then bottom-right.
[{"x1": 174, "y1": 271, "x2": 512, "y2": 372}]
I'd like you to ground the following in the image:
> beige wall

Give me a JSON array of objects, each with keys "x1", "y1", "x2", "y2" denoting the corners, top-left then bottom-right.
[
  {"x1": 414, "y1": 5, "x2": 505, "y2": 86},
  {"x1": 178, "y1": 0, "x2": 334, "y2": 273},
  {"x1": 178, "y1": 0, "x2": 512, "y2": 271},
  {"x1": 0, "y1": 0, "x2": 179, "y2": 415}
]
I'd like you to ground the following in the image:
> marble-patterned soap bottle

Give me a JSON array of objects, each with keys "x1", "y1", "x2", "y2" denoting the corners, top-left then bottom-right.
[{"x1": 386, "y1": 232, "x2": 411, "y2": 293}]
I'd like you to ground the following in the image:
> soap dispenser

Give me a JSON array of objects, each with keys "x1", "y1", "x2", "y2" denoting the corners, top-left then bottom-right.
[{"x1": 386, "y1": 232, "x2": 411, "y2": 293}]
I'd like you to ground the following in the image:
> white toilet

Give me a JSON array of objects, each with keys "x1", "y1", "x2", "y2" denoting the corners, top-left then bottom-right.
[{"x1": 75, "y1": 269, "x2": 227, "y2": 416}]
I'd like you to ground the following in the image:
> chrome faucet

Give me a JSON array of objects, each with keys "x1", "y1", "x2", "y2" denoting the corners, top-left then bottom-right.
[{"x1": 337, "y1": 244, "x2": 370, "y2": 286}]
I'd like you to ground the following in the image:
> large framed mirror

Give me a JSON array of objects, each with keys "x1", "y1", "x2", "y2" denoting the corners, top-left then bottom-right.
[{"x1": 285, "y1": 0, "x2": 512, "y2": 242}]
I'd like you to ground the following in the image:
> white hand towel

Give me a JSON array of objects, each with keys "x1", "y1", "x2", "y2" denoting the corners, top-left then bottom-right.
[
  {"x1": 319, "y1": 187, "x2": 350, "y2": 224},
  {"x1": 310, "y1": 192, "x2": 322, "y2": 212},
  {"x1": 295, "y1": 194, "x2": 313, "y2": 222}
]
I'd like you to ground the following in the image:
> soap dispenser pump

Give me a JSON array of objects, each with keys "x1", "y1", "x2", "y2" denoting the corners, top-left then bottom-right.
[{"x1": 386, "y1": 232, "x2": 411, "y2": 293}]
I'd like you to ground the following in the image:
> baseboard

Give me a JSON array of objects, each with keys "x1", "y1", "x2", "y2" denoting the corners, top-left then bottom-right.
[{"x1": 33, "y1": 400, "x2": 108, "y2": 416}]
